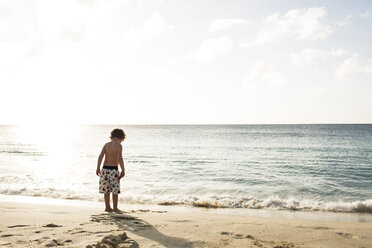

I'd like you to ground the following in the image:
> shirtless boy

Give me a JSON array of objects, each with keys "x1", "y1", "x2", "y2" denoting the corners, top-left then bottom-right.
[{"x1": 96, "y1": 128, "x2": 126, "y2": 212}]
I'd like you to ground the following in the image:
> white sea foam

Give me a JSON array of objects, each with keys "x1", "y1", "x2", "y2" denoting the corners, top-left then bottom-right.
[
  {"x1": 143, "y1": 195, "x2": 372, "y2": 213},
  {"x1": 1, "y1": 186, "x2": 371, "y2": 213}
]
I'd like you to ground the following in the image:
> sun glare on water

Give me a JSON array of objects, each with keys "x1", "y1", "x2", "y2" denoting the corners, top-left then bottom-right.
[
  {"x1": 6, "y1": 124, "x2": 87, "y2": 200},
  {"x1": 15, "y1": 124, "x2": 81, "y2": 167}
]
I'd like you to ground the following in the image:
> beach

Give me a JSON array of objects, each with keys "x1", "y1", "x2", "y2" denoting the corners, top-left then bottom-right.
[
  {"x1": 1, "y1": 196, "x2": 372, "y2": 248},
  {"x1": 1, "y1": 125, "x2": 371, "y2": 247}
]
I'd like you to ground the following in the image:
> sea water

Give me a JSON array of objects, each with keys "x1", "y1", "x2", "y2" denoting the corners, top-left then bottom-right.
[{"x1": 0, "y1": 124, "x2": 371, "y2": 213}]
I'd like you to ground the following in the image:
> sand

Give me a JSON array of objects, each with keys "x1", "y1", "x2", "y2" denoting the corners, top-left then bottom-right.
[{"x1": 1, "y1": 196, "x2": 372, "y2": 248}]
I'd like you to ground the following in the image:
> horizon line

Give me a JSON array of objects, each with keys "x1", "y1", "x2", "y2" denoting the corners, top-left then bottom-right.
[{"x1": 1, "y1": 123, "x2": 372, "y2": 126}]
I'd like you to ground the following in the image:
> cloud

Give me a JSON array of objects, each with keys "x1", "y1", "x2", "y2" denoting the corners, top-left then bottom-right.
[
  {"x1": 138, "y1": 0, "x2": 166, "y2": 7},
  {"x1": 0, "y1": 0, "x2": 41, "y2": 58},
  {"x1": 361, "y1": 10, "x2": 369, "y2": 19},
  {"x1": 123, "y1": 12, "x2": 173, "y2": 43},
  {"x1": 190, "y1": 36, "x2": 233, "y2": 63},
  {"x1": 242, "y1": 7, "x2": 332, "y2": 47},
  {"x1": 307, "y1": 86, "x2": 328, "y2": 97},
  {"x1": 334, "y1": 15, "x2": 351, "y2": 27},
  {"x1": 209, "y1": 18, "x2": 250, "y2": 32},
  {"x1": 242, "y1": 61, "x2": 285, "y2": 91},
  {"x1": 290, "y1": 48, "x2": 346, "y2": 66},
  {"x1": 335, "y1": 54, "x2": 372, "y2": 80}
]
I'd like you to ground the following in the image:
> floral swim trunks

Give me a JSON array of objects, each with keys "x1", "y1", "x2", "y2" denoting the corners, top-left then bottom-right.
[{"x1": 99, "y1": 166, "x2": 121, "y2": 194}]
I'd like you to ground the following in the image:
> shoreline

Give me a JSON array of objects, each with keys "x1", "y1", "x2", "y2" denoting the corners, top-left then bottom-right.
[{"x1": 1, "y1": 194, "x2": 372, "y2": 224}]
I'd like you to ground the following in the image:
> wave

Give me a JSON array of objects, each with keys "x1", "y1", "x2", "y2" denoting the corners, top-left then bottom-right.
[
  {"x1": 149, "y1": 195, "x2": 372, "y2": 213},
  {"x1": 0, "y1": 186, "x2": 93, "y2": 202},
  {"x1": 0, "y1": 150, "x2": 45, "y2": 156},
  {"x1": 1, "y1": 187, "x2": 371, "y2": 213}
]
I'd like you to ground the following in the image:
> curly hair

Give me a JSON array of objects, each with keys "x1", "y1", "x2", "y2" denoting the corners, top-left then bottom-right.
[{"x1": 110, "y1": 128, "x2": 126, "y2": 140}]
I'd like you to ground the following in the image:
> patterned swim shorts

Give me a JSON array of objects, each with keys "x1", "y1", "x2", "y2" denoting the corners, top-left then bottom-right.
[{"x1": 99, "y1": 168, "x2": 121, "y2": 194}]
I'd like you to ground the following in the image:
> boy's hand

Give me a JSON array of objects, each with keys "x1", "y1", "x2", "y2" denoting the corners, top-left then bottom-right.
[
  {"x1": 119, "y1": 170, "x2": 125, "y2": 180},
  {"x1": 96, "y1": 168, "x2": 100, "y2": 176}
]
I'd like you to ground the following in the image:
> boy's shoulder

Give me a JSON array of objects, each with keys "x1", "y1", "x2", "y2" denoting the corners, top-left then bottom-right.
[
  {"x1": 105, "y1": 141, "x2": 122, "y2": 148},
  {"x1": 102, "y1": 142, "x2": 111, "y2": 149}
]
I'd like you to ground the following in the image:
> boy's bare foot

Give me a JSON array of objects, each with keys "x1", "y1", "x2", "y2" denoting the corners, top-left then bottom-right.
[
  {"x1": 113, "y1": 208, "x2": 122, "y2": 213},
  {"x1": 105, "y1": 208, "x2": 114, "y2": 212}
]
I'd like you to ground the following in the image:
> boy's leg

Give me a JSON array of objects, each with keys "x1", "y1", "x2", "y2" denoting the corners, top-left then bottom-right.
[
  {"x1": 113, "y1": 194, "x2": 119, "y2": 211},
  {"x1": 104, "y1": 193, "x2": 113, "y2": 211},
  {"x1": 112, "y1": 170, "x2": 121, "y2": 212}
]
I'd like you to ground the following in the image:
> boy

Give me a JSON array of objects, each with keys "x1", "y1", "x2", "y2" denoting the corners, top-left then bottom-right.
[{"x1": 96, "y1": 128, "x2": 126, "y2": 212}]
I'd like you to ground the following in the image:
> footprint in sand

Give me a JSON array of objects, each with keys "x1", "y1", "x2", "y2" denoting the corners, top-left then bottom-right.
[
  {"x1": 43, "y1": 224, "x2": 62, "y2": 228},
  {"x1": 232, "y1": 234, "x2": 244, "y2": 239},
  {"x1": 72, "y1": 230, "x2": 90, "y2": 234},
  {"x1": 138, "y1": 209, "x2": 150, "y2": 212},
  {"x1": 253, "y1": 240, "x2": 263, "y2": 247},
  {"x1": 313, "y1": 226, "x2": 331, "y2": 230},
  {"x1": 1, "y1": 234, "x2": 21, "y2": 238},
  {"x1": 79, "y1": 222, "x2": 91, "y2": 226},
  {"x1": 254, "y1": 239, "x2": 297, "y2": 248},
  {"x1": 7, "y1": 224, "x2": 30, "y2": 228},
  {"x1": 169, "y1": 219, "x2": 191, "y2": 223},
  {"x1": 220, "y1": 231, "x2": 248, "y2": 239},
  {"x1": 220, "y1": 232, "x2": 296, "y2": 248},
  {"x1": 45, "y1": 239, "x2": 63, "y2": 247},
  {"x1": 336, "y1": 232, "x2": 359, "y2": 240},
  {"x1": 93, "y1": 230, "x2": 112, "y2": 234}
]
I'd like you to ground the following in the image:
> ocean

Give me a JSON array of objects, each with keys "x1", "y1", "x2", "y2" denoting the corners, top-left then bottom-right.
[{"x1": 0, "y1": 124, "x2": 371, "y2": 213}]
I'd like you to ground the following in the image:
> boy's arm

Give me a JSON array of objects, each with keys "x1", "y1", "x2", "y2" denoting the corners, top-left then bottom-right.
[
  {"x1": 96, "y1": 145, "x2": 105, "y2": 176},
  {"x1": 118, "y1": 144, "x2": 125, "y2": 179}
]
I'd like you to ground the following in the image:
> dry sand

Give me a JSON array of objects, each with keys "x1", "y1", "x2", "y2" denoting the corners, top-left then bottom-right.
[{"x1": 1, "y1": 196, "x2": 372, "y2": 248}]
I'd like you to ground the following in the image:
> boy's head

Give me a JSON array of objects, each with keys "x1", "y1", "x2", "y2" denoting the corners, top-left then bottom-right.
[{"x1": 110, "y1": 128, "x2": 126, "y2": 141}]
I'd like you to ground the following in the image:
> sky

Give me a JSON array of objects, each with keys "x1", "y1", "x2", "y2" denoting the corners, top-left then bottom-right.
[{"x1": 0, "y1": 0, "x2": 371, "y2": 125}]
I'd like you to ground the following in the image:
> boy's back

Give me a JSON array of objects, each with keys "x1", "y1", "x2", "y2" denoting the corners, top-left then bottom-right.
[{"x1": 103, "y1": 141, "x2": 122, "y2": 167}]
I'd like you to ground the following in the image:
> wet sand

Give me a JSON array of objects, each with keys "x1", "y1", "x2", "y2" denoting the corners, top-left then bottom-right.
[{"x1": 1, "y1": 196, "x2": 372, "y2": 248}]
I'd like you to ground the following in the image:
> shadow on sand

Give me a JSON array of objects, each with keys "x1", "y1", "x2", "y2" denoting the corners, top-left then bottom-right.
[{"x1": 90, "y1": 212, "x2": 194, "y2": 248}]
